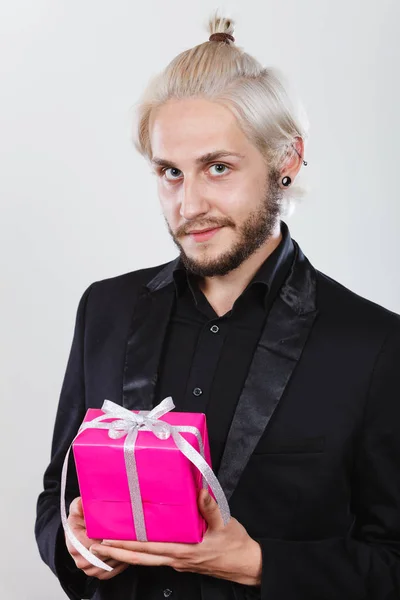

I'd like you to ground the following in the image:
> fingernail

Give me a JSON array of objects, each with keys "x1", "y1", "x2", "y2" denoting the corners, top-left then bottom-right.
[
  {"x1": 101, "y1": 540, "x2": 112, "y2": 546},
  {"x1": 89, "y1": 545, "x2": 99, "y2": 556}
]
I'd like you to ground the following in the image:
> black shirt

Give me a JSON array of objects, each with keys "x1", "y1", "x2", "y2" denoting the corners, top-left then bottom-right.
[{"x1": 136, "y1": 219, "x2": 295, "y2": 600}]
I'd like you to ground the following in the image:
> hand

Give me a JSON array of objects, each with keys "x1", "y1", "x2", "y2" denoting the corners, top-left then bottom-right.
[
  {"x1": 89, "y1": 489, "x2": 262, "y2": 586},
  {"x1": 65, "y1": 496, "x2": 129, "y2": 580}
]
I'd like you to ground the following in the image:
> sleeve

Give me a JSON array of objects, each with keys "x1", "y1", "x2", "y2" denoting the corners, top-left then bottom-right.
[
  {"x1": 34, "y1": 283, "x2": 98, "y2": 600},
  {"x1": 254, "y1": 319, "x2": 400, "y2": 600}
]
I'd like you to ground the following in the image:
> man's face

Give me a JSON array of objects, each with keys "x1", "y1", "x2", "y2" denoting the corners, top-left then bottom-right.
[{"x1": 149, "y1": 97, "x2": 282, "y2": 277}]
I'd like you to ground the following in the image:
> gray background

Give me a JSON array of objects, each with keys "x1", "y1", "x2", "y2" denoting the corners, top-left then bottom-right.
[{"x1": 1, "y1": 1, "x2": 399, "y2": 598}]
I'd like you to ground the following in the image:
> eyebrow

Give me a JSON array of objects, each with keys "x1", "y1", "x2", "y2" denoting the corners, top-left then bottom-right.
[{"x1": 150, "y1": 150, "x2": 245, "y2": 169}]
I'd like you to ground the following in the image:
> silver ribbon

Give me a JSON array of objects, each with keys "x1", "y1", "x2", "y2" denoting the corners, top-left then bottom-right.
[{"x1": 61, "y1": 396, "x2": 231, "y2": 572}]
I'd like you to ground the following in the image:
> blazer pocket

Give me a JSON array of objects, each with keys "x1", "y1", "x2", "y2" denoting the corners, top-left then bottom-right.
[{"x1": 252, "y1": 434, "x2": 326, "y2": 455}]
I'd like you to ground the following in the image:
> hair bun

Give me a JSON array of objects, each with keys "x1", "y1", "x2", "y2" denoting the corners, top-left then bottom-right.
[{"x1": 209, "y1": 32, "x2": 235, "y2": 43}]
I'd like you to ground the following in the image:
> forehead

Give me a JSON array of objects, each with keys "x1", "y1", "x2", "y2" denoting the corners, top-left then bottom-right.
[{"x1": 149, "y1": 98, "x2": 249, "y2": 158}]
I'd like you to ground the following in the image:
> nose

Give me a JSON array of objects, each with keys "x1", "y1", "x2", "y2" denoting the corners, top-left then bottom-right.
[{"x1": 179, "y1": 176, "x2": 210, "y2": 221}]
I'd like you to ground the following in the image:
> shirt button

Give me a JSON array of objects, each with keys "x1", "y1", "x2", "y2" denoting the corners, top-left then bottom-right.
[
  {"x1": 163, "y1": 590, "x2": 173, "y2": 598},
  {"x1": 210, "y1": 325, "x2": 219, "y2": 333},
  {"x1": 193, "y1": 387, "x2": 203, "y2": 396}
]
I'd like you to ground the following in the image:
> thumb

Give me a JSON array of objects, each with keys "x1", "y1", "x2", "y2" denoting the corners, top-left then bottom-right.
[
  {"x1": 69, "y1": 496, "x2": 84, "y2": 518},
  {"x1": 198, "y1": 489, "x2": 224, "y2": 531}
]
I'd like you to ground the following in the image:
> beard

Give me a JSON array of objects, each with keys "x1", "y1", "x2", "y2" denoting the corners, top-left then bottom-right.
[{"x1": 164, "y1": 168, "x2": 283, "y2": 278}]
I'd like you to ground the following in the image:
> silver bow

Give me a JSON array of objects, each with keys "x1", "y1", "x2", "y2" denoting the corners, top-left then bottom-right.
[{"x1": 61, "y1": 397, "x2": 231, "y2": 572}]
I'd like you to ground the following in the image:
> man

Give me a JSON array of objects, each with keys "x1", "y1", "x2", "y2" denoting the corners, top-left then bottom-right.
[{"x1": 35, "y1": 14, "x2": 400, "y2": 600}]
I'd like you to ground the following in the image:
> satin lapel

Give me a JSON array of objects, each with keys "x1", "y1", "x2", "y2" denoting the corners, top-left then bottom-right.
[
  {"x1": 122, "y1": 258, "x2": 179, "y2": 410},
  {"x1": 217, "y1": 240, "x2": 319, "y2": 501}
]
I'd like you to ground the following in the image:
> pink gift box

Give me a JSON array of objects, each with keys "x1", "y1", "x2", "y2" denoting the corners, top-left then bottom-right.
[{"x1": 72, "y1": 408, "x2": 212, "y2": 543}]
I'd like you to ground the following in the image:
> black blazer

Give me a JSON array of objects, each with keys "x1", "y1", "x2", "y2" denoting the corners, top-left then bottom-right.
[{"x1": 35, "y1": 233, "x2": 400, "y2": 600}]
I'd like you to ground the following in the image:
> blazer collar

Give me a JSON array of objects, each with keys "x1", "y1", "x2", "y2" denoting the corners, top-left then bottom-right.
[{"x1": 216, "y1": 237, "x2": 318, "y2": 499}]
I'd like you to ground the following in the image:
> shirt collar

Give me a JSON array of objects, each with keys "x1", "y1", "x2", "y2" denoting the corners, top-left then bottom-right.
[{"x1": 172, "y1": 219, "x2": 295, "y2": 310}]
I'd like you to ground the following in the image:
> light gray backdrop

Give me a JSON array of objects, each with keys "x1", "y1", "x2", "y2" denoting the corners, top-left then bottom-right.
[{"x1": 1, "y1": 1, "x2": 399, "y2": 598}]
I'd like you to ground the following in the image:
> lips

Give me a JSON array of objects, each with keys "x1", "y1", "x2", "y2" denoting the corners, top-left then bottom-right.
[
  {"x1": 188, "y1": 227, "x2": 220, "y2": 234},
  {"x1": 187, "y1": 226, "x2": 223, "y2": 242}
]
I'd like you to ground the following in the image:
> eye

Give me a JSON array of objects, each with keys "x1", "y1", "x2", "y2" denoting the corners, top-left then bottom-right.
[
  {"x1": 162, "y1": 167, "x2": 182, "y2": 181},
  {"x1": 209, "y1": 163, "x2": 230, "y2": 176}
]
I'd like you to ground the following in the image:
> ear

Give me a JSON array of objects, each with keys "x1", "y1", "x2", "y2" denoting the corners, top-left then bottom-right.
[{"x1": 281, "y1": 137, "x2": 305, "y2": 179}]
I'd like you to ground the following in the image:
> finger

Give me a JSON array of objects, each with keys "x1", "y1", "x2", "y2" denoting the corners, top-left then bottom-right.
[
  {"x1": 99, "y1": 539, "x2": 192, "y2": 558},
  {"x1": 83, "y1": 559, "x2": 123, "y2": 577},
  {"x1": 75, "y1": 554, "x2": 119, "y2": 571},
  {"x1": 69, "y1": 497, "x2": 84, "y2": 518},
  {"x1": 96, "y1": 562, "x2": 129, "y2": 581},
  {"x1": 198, "y1": 488, "x2": 224, "y2": 530},
  {"x1": 73, "y1": 546, "x2": 115, "y2": 570},
  {"x1": 65, "y1": 530, "x2": 100, "y2": 557},
  {"x1": 90, "y1": 544, "x2": 172, "y2": 567},
  {"x1": 67, "y1": 517, "x2": 86, "y2": 529},
  {"x1": 66, "y1": 536, "x2": 87, "y2": 558}
]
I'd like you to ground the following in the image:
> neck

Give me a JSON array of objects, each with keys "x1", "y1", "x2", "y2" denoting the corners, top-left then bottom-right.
[{"x1": 197, "y1": 221, "x2": 282, "y2": 317}]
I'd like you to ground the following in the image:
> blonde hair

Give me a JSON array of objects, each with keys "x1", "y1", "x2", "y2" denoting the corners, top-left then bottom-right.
[{"x1": 131, "y1": 9, "x2": 310, "y2": 217}]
